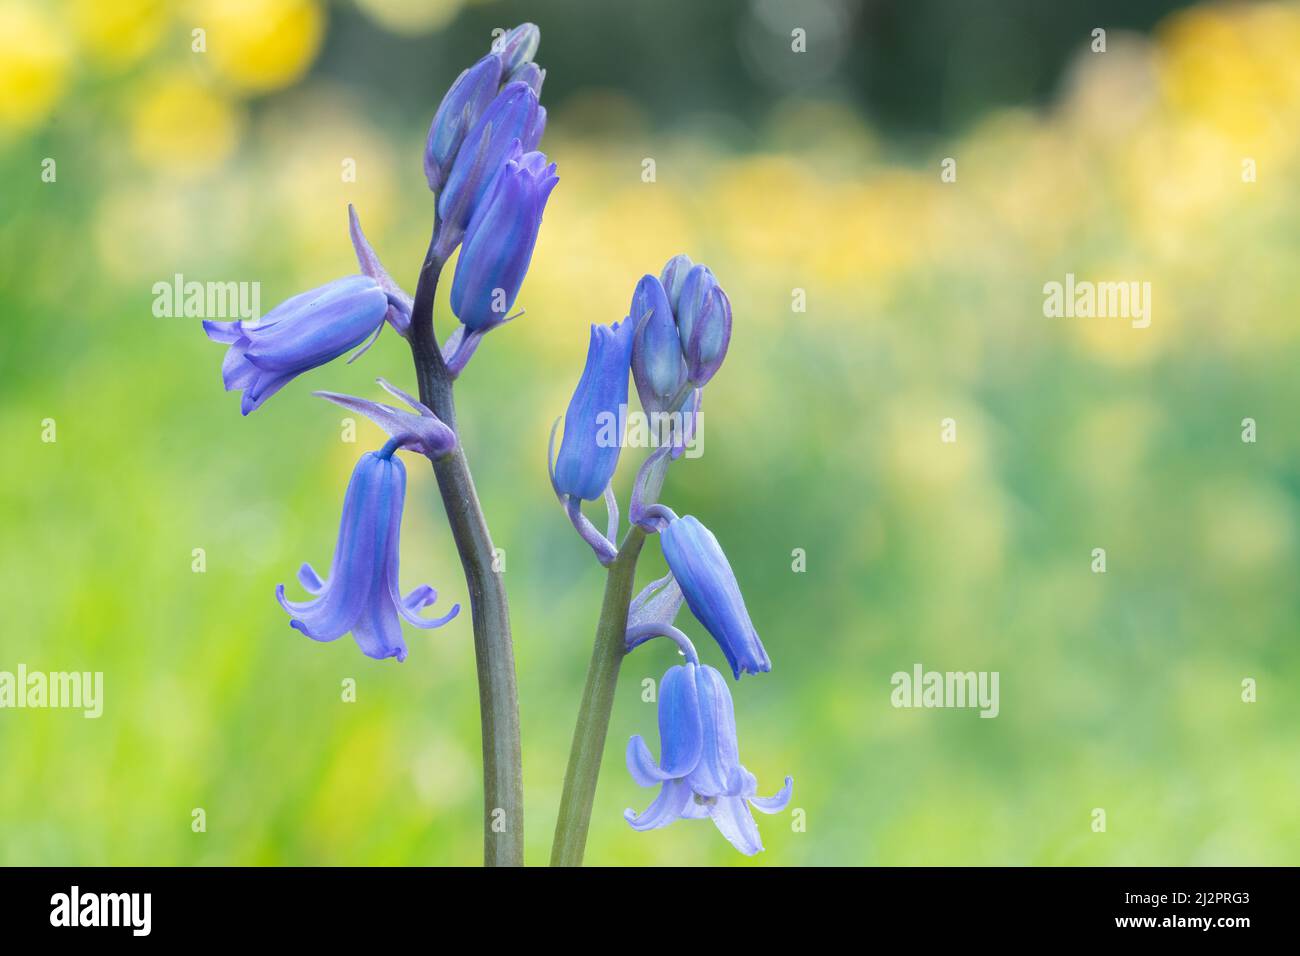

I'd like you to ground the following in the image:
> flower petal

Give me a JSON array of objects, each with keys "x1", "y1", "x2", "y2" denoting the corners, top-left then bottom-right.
[
  {"x1": 297, "y1": 563, "x2": 324, "y2": 594},
  {"x1": 749, "y1": 776, "x2": 793, "y2": 815},
  {"x1": 626, "y1": 735, "x2": 673, "y2": 786},
  {"x1": 657, "y1": 663, "x2": 703, "y2": 777},
  {"x1": 203, "y1": 319, "x2": 243, "y2": 344},
  {"x1": 239, "y1": 370, "x2": 293, "y2": 416},
  {"x1": 350, "y1": 596, "x2": 406, "y2": 661},
  {"x1": 276, "y1": 453, "x2": 386, "y2": 641},
  {"x1": 623, "y1": 778, "x2": 691, "y2": 832},
  {"x1": 707, "y1": 794, "x2": 764, "y2": 856},
  {"x1": 393, "y1": 584, "x2": 460, "y2": 629},
  {"x1": 350, "y1": 456, "x2": 406, "y2": 662},
  {"x1": 220, "y1": 344, "x2": 257, "y2": 391},
  {"x1": 685, "y1": 664, "x2": 744, "y2": 797},
  {"x1": 680, "y1": 793, "x2": 711, "y2": 819}
]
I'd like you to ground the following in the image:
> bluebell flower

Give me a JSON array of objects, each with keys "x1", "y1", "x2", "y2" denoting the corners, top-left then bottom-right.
[
  {"x1": 204, "y1": 275, "x2": 389, "y2": 415},
  {"x1": 450, "y1": 147, "x2": 557, "y2": 332},
  {"x1": 628, "y1": 258, "x2": 732, "y2": 408},
  {"x1": 658, "y1": 254, "x2": 694, "y2": 312},
  {"x1": 626, "y1": 662, "x2": 792, "y2": 855},
  {"x1": 551, "y1": 318, "x2": 635, "y2": 500},
  {"x1": 629, "y1": 274, "x2": 688, "y2": 414},
  {"x1": 675, "y1": 264, "x2": 732, "y2": 388},
  {"x1": 424, "y1": 23, "x2": 544, "y2": 195},
  {"x1": 508, "y1": 61, "x2": 545, "y2": 95},
  {"x1": 660, "y1": 515, "x2": 771, "y2": 678},
  {"x1": 276, "y1": 450, "x2": 459, "y2": 662},
  {"x1": 493, "y1": 23, "x2": 540, "y2": 74},
  {"x1": 423, "y1": 53, "x2": 503, "y2": 194},
  {"x1": 437, "y1": 82, "x2": 543, "y2": 240}
]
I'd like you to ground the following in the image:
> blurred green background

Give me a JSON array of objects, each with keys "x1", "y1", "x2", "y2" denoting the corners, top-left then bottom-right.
[{"x1": 2, "y1": 0, "x2": 1299, "y2": 866}]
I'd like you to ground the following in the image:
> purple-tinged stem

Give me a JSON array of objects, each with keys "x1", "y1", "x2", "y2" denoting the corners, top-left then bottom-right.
[{"x1": 408, "y1": 223, "x2": 523, "y2": 868}]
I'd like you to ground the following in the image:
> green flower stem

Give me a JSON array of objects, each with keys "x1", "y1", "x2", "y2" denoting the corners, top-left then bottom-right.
[
  {"x1": 551, "y1": 525, "x2": 648, "y2": 866},
  {"x1": 409, "y1": 233, "x2": 523, "y2": 867}
]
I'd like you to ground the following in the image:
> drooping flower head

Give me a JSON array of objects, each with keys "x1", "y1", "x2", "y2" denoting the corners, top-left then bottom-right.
[
  {"x1": 203, "y1": 275, "x2": 391, "y2": 415},
  {"x1": 626, "y1": 661, "x2": 792, "y2": 855},
  {"x1": 450, "y1": 147, "x2": 558, "y2": 332},
  {"x1": 276, "y1": 449, "x2": 459, "y2": 662},
  {"x1": 551, "y1": 318, "x2": 635, "y2": 501},
  {"x1": 661, "y1": 514, "x2": 770, "y2": 678}
]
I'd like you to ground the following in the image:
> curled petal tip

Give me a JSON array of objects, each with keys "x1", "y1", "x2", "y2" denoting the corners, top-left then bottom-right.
[
  {"x1": 750, "y1": 776, "x2": 794, "y2": 815},
  {"x1": 202, "y1": 319, "x2": 241, "y2": 343}
]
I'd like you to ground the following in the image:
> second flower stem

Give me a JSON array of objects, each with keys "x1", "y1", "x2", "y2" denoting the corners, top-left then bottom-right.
[{"x1": 550, "y1": 525, "x2": 648, "y2": 866}]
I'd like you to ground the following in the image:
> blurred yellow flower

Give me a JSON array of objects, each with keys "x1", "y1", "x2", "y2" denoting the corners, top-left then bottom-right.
[
  {"x1": 531, "y1": 163, "x2": 694, "y2": 337},
  {"x1": 256, "y1": 88, "x2": 400, "y2": 279},
  {"x1": 713, "y1": 154, "x2": 830, "y2": 277},
  {"x1": 0, "y1": 1, "x2": 71, "y2": 134},
  {"x1": 823, "y1": 170, "x2": 934, "y2": 283},
  {"x1": 961, "y1": 110, "x2": 1101, "y2": 261},
  {"x1": 197, "y1": 0, "x2": 325, "y2": 94},
  {"x1": 355, "y1": 0, "x2": 465, "y2": 35},
  {"x1": 130, "y1": 70, "x2": 244, "y2": 174},
  {"x1": 1157, "y1": 1, "x2": 1300, "y2": 160},
  {"x1": 94, "y1": 176, "x2": 257, "y2": 281},
  {"x1": 72, "y1": 0, "x2": 168, "y2": 69},
  {"x1": 1118, "y1": 118, "x2": 1239, "y2": 254}
]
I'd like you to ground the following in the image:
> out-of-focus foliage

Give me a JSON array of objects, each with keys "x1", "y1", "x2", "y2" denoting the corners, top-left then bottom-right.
[{"x1": 1, "y1": 0, "x2": 1298, "y2": 865}]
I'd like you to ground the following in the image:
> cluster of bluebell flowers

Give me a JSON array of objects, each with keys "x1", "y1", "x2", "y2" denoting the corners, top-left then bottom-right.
[
  {"x1": 204, "y1": 24, "x2": 555, "y2": 663},
  {"x1": 550, "y1": 257, "x2": 791, "y2": 856},
  {"x1": 203, "y1": 21, "x2": 782, "y2": 864}
]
